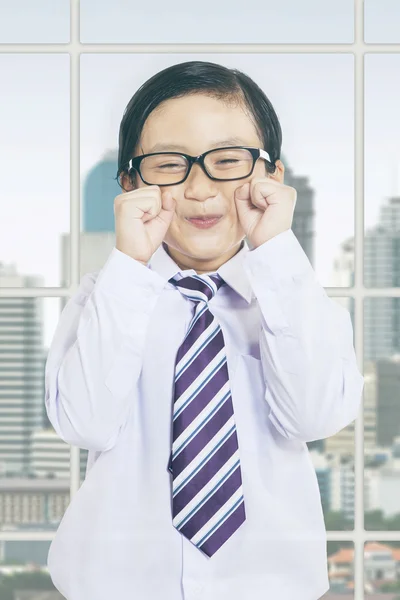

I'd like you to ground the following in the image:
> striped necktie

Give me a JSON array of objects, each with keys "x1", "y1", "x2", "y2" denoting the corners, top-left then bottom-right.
[{"x1": 167, "y1": 272, "x2": 246, "y2": 557}]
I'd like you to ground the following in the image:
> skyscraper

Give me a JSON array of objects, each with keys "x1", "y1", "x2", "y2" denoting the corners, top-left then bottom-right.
[
  {"x1": 0, "y1": 264, "x2": 45, "y2": 476},
  {"x1": 365, "y1": 196, "x2": 400, "y2": 361},
  {"x1": 334, "y1": 195, "x2": 400, "y2": 362},
  {"x1": 283, "y1": 160, "x2": 316, "y2": 265}
]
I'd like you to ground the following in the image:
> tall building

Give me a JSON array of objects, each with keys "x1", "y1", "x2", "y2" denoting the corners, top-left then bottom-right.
[
  {"x1": 331, "y1": 236, "x2": 354, "y2": 321},
  {"x1": 365, "y1": 196, "x2": 400, "y2": 361},
  {"x1": 332, "y1": 236, "x2": 354, "y2": 289},
  {"x1": 310, "y1": 451, "x2": 331, "y2": 513},
  {"x1": 283, "y1": 159, "x2": 316, "y2": 265},
  {"x1": 330, "y1": 196, "x2": 400, "y2": 455},
  {"x1": 333, "y1": 195, "x2": 400, "y2": 362},
  {"x1": 82, "y1": 149, "x2": 120, "y2": 233},
  {"x1": 310, "y1": 452, "x2": 360, "y2": 521},
  {"x1": 363, "y1": 363, "x2": 378, "y2": 449},
  {"x1": 371, "y1": 356, "x2": 400, "y2": 447},
  {"x1": 0, "y1": 263, "x2": 45, "y2": 476}
]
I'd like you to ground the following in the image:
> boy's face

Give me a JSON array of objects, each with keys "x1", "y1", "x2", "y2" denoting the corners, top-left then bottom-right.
[{"x1": 122, "y1": 93, "x2": 284, "y2": 273}]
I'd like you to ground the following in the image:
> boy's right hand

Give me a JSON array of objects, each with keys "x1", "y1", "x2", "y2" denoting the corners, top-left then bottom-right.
[{"x1": 114, "y1": 186, "x2": 176, "y2": 265}]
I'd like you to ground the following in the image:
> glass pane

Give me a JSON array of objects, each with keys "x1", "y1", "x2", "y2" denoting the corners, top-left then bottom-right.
[
  {"x1": 0, "y1": 54, "x2": 70, "y2": 288},
  {"x1": 308, "y1": 298, "x2": 355, "y2": 530},
  {"x1": 365, "y1": 0, "x2": 400, "y2": 43},
  {"x1": 80, "y1": 0, "x2": 354, "y2": 43},
  {"x1": 0, "y1": 542, "x2": 65, "y2": 598},
  {"x1": 365, "y1": 54, "x2": 400, "y2": 289},
  {"x1": 0, "y1": 0, "x2": 70, "y2": 43},
  {"x1": 0, "y1": 297, "x2": 85, "y2": 534},
  {"x1": 364, "y1": 541, "x2": 400, "y2": 596},
  {"x1": 364, "y1": 298, "x2": 400, "y2": 530},
  {"x1": 323, "y1": 541, "x2": 354, "y2": 597},
  {"x1": 81, "y1": 53, "x2": 354, "y2": 286}
]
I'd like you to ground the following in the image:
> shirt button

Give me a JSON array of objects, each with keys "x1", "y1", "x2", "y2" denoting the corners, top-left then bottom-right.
[{"x1": 192, "y1": 582, "x2": 203, "y2": 597}]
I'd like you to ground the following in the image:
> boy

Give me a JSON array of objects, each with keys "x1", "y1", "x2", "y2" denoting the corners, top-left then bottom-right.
[{"x1": 45, "y1": 60, "x2": 364, "y2": 600}]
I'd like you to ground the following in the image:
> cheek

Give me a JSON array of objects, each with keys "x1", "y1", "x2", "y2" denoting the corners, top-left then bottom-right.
[
  {"x1": 170, "y1": 210, "x2": 187, "y2": 233},
  {"x1": 254, "y1": 162, "x2": 268, "y2": 178}
]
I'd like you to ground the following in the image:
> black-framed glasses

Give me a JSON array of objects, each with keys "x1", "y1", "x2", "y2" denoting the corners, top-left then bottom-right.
[{"x1": 125, "y1": 146, "x2": 272, "y2": 186}]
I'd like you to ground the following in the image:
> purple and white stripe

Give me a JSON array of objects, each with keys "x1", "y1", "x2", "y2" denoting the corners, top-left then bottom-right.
[{"x1": 167, "y1": 272, "x2": 246, "y2": 557}]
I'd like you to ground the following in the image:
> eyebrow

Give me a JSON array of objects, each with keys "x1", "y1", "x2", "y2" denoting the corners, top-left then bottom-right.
[{"x1": 146, "y1": 137, "x2": 249, "y2": 154}]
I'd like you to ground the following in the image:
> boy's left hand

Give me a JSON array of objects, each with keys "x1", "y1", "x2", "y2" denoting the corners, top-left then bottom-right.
[{"x1": 234, "y1": 177, "x2": 297, "y2": 248}]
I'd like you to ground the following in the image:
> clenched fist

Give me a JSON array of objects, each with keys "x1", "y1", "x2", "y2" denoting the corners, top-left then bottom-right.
[{"x1": 114, "y1": 186, "x2": 176, "y2": 265}]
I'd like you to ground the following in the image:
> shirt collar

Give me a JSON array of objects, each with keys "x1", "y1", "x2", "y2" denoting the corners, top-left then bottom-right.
[{"x1": 148, "y1": 239, "x2": 255, "y2": 304}]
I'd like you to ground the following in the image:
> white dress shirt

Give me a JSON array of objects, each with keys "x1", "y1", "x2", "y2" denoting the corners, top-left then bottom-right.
[{"x1": 45, "y1": 229, "x2": 364, "y2": 600}]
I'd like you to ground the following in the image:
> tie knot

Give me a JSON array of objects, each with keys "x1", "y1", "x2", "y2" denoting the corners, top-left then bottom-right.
[{"x1": 169, "y1": 273, "x2": 225, "y2": 303}]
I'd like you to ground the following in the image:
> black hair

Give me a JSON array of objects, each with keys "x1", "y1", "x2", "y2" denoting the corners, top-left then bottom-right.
[{"x1": 114, "y1": 60, "x2": 282, "y2": 191}]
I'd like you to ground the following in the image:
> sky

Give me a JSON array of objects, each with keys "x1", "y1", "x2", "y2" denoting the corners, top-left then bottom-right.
[
  {"x1": 0, "y1": 0, "x2": 70, "y2": 43},
  {"x1": 79, "y1": 0, "x2": 354, "y2": 44},
  {"x1": 0, "y1": 2, "x2": 400, "y2": 347},
  {"x1": 364, "y1": 0, "x2": 400, "y2": 42}
]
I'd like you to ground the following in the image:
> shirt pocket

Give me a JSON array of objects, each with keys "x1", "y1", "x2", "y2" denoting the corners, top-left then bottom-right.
[
  {"x1": 231, "y1": 353, "x2": 266, "y2": 410},
  {"x1": 259, "y1": 326, "x2": 306, "y2": 377}
]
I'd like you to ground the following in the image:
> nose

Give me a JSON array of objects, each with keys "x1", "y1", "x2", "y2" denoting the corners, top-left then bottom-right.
[{"x1": 184, "y1": 162, "x2": 218, "y2": 201}]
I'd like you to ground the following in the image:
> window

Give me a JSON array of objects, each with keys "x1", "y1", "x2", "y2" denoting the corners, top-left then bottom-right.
[{"x1": 1, "y1": 0, "x2": 400, "y2": 597}]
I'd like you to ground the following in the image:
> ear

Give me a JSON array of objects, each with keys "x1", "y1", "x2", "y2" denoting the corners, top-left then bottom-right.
[
  {"x1": 268, "y1": 159, "x2": 285, "y2": 184},
  {"x1": 120, "y1": 171, "x2": 136, "y2": 192}
]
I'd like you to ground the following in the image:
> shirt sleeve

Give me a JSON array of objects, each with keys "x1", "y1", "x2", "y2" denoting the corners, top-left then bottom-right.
[
  {"x1": 44, "y1": 247, "x2": 167, "y2": 452},
  {"x1": 242, "y1": 228, "x2": 365, "y2": 443}
]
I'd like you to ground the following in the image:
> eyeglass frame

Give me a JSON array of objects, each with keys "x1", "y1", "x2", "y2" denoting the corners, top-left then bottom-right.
[{"x1": 125, "y1": 146, "x2": 273, "y2": 186}]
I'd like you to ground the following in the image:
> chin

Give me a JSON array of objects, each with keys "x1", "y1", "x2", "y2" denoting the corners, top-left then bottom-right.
[
  {"x1": 186, "y1": 244, "x2": 223, "y2": 258},
  {"x1": 165, "y1": 231, "x2": 241, "y2": 260}
]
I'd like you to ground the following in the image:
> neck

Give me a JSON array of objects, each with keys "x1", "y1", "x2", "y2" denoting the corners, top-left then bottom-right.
[{"x1": 164, "y1": 240, "x2": 244, "y2": 275}]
